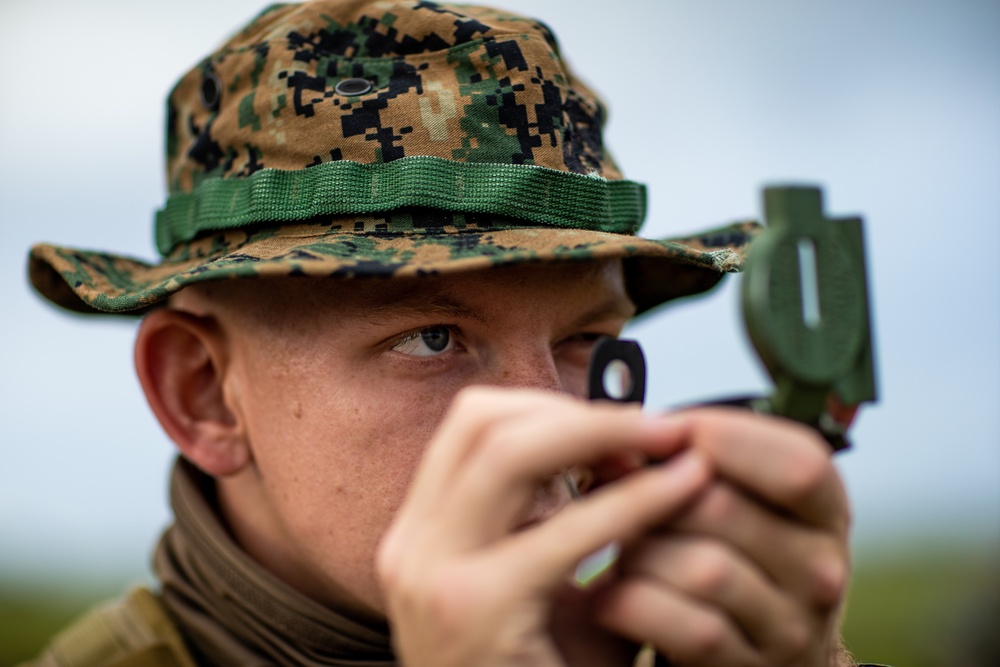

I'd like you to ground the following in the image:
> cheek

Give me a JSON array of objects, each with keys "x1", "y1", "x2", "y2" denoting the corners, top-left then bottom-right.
[
  {"x1": 250, "y1": 381, "x2": 430, "y2": 510},
  {"x1": 244, "y1": 367, "x2": 455, "y2": 557}
]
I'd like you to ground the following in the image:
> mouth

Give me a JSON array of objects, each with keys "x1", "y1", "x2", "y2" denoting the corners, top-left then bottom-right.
[
  {"x1": 515, "y1": 467, "x2": 592, "y2": 530},
  {"x1": 561, "y1": 469, "x2": 582, "y2": 500},
  {"x1": 564, "y1": 465, "x2": 594, "y2": 497}
]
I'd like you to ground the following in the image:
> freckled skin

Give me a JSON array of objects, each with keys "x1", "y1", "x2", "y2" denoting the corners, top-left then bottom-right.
[{"x1": 168, "y1": 260, "x2": 633, "y2": 624}]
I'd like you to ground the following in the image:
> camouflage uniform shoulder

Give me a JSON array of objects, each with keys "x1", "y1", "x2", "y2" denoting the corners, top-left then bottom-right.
[{"x1": 19, "y1": 588, "x2": 197, "y2": 667}]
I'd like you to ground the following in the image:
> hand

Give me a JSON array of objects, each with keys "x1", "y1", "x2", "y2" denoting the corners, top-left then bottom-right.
[
  {"x1": 594, "y1": 408, "x2": 852, "y2": 667},
  {"x1": 376, "y1": 387, "x2": 713, "y2": 667}
]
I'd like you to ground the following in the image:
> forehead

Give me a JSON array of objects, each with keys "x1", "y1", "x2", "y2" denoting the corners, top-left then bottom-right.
[
  {"x1": 355, "y1": 259, "x2": 628, "y2": 310},
  {"x1": 194, "y1": 259, "x2": 632, "y2": 331}
]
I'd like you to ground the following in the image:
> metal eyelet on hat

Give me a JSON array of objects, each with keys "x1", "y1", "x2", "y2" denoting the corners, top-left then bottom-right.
[
  {"x1": 200, "y1": 71, "x2": 222, "y2": 110},
  {"x1": 334, "y1": 78, "x2": 373, "y2": 96}
]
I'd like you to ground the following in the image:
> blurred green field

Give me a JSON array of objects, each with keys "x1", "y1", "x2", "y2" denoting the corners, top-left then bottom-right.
[
  {"x1": 1, "y1": 591, "x2": 90, "y2": 666},
  {"x1": 1, "y1": 543, "x2": 997, "y2": 666},
  {"x1": 840, "y1": 544, "x2": 999, "y2": 667}
]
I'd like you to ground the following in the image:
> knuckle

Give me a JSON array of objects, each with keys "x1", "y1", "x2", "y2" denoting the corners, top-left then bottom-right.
[
  {"x1": 375, "y1": 528, "x2": 412, "y2": 596},
  {"x1": 783, "y1": 448, "x2": 832, "y2": 502},
  {"x1": 686, "y1": 543, "x2": 735, "y2": 598},
  {"x1": 685, "y1": 614, "x2": 729, "y2": 657},
  {"x1": 807, "y1": 552, "x2": 849, "y2": 608},
  {"x1": 779, "y1": 617, "x2": 813, "y2": 659},
  {"x1": 697, "y1": 483, "x2": 741, "y2": 525}
]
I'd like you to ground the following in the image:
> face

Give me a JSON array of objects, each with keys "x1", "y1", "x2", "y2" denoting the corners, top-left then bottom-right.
[{"x1": 179, "y1": 259, "x2": 634, "y2": 622}]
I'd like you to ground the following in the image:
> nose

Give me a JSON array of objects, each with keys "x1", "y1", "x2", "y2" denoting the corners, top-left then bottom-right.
[
  {"x1": 486, "y1": 342, "x2": 595, "y2": 510},
  {"x1": 488, "y1": 344, "x2": 565, "y2": 394}
]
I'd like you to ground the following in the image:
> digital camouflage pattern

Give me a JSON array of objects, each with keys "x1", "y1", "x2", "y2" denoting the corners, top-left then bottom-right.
[
  {"x1": 163, "y1": 0, "x2": 621, "y2": 193},
  {"x1": 28, "y1": 0, "x2": 760, "y2": 316},
  {"x1": 30, "y1": 213, "x2": 759, "y2": 315}
]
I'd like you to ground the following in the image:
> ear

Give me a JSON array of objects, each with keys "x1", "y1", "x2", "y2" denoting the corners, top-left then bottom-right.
[{"x1": 135, "y1": 307, "x2": 250, "y2": 477}]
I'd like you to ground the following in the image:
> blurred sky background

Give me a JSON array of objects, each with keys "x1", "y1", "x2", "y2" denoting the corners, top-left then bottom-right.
[{"x1": 1, "y1": 0, "x2": 997, "y2": 590}]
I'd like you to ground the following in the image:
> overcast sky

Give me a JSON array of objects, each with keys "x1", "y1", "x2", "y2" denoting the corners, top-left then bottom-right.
[{"x1": 1, "y1": 0, "x2": 997, "y2": 585}]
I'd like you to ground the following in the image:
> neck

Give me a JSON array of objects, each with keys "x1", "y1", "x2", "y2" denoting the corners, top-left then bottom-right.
[{"x1": 155, "y1": 457, "x2": 395, "y2": 666}]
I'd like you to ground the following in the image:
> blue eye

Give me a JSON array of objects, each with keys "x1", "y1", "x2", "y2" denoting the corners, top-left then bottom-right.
[
  {"x1": 391, "y1": 326, "x2": 454, "y2": 357},
  {"x1": 420, "y1": 327, "x2": 450, "y2": 352}
]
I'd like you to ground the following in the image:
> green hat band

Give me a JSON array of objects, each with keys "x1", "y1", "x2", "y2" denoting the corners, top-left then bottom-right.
[
  {"x1": 156, "y1": 156, "x2": 646, "y2": 256},
  {"x1": 28, "y1": 1, "x2": 761, "y2": 317}
]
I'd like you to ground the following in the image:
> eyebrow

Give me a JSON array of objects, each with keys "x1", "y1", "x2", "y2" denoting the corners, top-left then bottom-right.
[
  {"x1": 352, "y1": 283, "x2": 636, "y2": 328},
  {"x1": 567, "y1": 295, "x2": 637, "y2": 330},
  {"x1": 357, "y1": 290, "x2": 488, "y2": 325}
]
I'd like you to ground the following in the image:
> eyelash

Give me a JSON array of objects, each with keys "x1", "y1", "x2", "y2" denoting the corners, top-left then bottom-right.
[
  {"x1": 386, "y1": 327, "x2": 614, "y2": 365},
  {"x1": 558, "y1": 332, "x2": 607, "y2": 348},
  {"x1": 574, "y1": 332, "x2": 606, "y2": 342},
  {"x1": 389, "y1": 325, "x2": 462, "y2": 356}
]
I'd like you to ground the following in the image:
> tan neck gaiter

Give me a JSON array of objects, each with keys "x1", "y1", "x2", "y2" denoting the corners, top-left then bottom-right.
[{"x1": 154, "y1": 458, "x2": 396, "y2": 666}]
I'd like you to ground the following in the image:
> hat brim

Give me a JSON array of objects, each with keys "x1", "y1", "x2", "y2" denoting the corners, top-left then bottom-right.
[{"x1": 29, "y1": 216, "x2": 760, "y2": 317}]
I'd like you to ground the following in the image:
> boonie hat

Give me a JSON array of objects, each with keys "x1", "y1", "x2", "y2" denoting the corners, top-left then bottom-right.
[{"x1": 28, "y1": 0, "x2": 759, "y2": 316}]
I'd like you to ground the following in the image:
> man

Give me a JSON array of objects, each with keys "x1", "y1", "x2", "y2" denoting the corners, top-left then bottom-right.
[{"x1": 26, "y1": 1, "x2": 863, "y2": 665}]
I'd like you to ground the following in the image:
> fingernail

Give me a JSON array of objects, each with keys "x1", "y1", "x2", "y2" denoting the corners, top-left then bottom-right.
[
  {"x1": 641, "y1": 412, "x2": 686, "y2": 434},
  {"x1": 639, "y1": 414, "x2": 689, "y2": 460},
  {"x1": 658, "y1": 450, "x2": 708, "y2": 483}
]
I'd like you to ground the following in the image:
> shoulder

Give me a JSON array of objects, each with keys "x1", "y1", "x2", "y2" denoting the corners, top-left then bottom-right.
[{"x1": 19, "y1": 588, "x2": 198, "y2": 667}]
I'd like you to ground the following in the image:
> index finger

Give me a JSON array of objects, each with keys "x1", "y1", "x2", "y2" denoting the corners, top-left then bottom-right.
[
  {"x1": 668, "y1": 408, "x2": 848, "y2": 531},
  {"x1": 407, "y1": 388, "x2": 691, "y2": 550}
]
